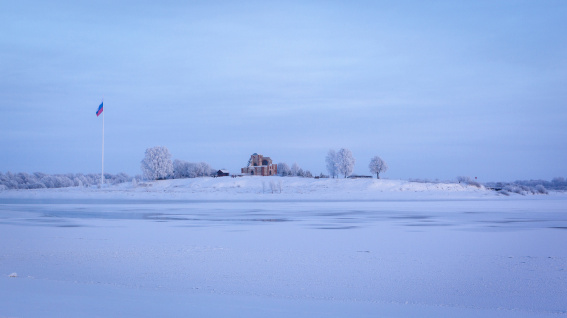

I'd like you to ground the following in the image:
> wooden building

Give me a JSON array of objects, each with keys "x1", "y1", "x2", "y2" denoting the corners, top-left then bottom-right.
[{"x1": 217, "y1": 169, "x2": 229, "y2": 177}]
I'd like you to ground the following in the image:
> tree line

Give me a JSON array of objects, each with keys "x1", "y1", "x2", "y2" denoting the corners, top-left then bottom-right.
[
  {"x1": 140, "y1": 146, "x2": 389, "y2": 180},
  {"x1": 275, "y1": 162, "x2": 313, "y2": 177},
  {"x1": 0, "y1": 171, "x2": 132, "y2": 190}
]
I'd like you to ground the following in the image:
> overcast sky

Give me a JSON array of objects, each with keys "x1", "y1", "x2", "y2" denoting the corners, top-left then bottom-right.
[{"x1": 1, "y1": 0, "x2": 566, "y2": 181}]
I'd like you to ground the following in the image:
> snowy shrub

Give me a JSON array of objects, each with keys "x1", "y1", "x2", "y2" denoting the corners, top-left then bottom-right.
[
  {"x1": 456, "y1": 176, "x2": 468, "y2": 183},
  {"x1": 468, "y1": 181, "x2": 482, "y2": 188},
  {"x1": 269, "y1": 180, "x2": 282, "y2": 193},
  {"x1": 535, "y1": 184, "x2": 548, "y2": 194},
  {"x1": 457, "y1": 176, "x2": 482, "y2": 188},
  {"x1": 502, "y1": 184, "x2": 532, "y2": 195},
  {"x1": 140, "y1": 146, "x2": 174, "y2": 180}
]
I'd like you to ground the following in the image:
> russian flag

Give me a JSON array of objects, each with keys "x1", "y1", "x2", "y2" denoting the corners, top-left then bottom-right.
[{"x1": 96, "y1": 102, "x2": 103, "y2": 117}]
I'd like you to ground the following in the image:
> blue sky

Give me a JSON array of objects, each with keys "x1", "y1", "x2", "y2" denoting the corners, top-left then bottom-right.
[{"x1": 1, "y1": 0, "x2": 566, "y2": 181}]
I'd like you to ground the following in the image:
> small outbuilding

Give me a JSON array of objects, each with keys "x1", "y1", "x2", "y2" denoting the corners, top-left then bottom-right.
[
  {"x1": 217, "y1": 169, "x2": 230, "y2": 177},
  {"x1": 347, "y1": 175, "x2": 372, "y2": 179}
]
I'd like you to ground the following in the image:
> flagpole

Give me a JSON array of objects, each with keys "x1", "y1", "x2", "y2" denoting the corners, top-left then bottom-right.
[{"x1": 101, "y1": 100, "x2": 104, "y2": 187}]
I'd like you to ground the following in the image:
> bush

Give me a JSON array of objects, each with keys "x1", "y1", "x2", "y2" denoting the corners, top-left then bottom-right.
[
  {"x1": 535, "y1": 184, "x2": 548, "y2": 194},
  {"x1": 457, "y1": 176, "x2": 482, "y2": 188}
]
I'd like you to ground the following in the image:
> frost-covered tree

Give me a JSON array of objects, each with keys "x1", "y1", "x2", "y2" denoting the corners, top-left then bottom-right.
[
  {"x1": 173, "y1": 159, "x2": 190, "y2": 179},
  {"x1": 325, "y1": 149, "x2": 338, "y2": 178},
  {"x1": 336, "y1": 148, "x2": 355, "y2": 178},
  {"x1": 186, "y1": 163, "x2": 200, "y2": 178},
  {"x1": 277, "y1": 162, "x2": 291, "y2": 176},
  {"x1": 140, "y1": 146, "x2": 173, "y2": 180},
  {"x1": 173, "y1": 160, "x2": 214, "y2": 178},
  {"x1": 291, "y1": 163, "x2": 301, "y2": 176},
  {"x1": 194, "y1": 162, "x2": 214, "y2": 177},
  {"x1": 369, "y1": 156, "x2": 388, "y2": 179},
  {"x1": 0, "y1": 172, "x2": 131, "y2": 189}
]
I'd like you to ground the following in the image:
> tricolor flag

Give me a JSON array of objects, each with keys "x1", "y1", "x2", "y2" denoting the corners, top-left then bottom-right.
[{"x1": 96, "y1": 102, "x2": 104, "y2": 117}]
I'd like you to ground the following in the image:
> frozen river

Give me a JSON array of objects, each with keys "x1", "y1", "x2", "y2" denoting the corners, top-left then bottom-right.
[{"x1": 1, "y1": 198, "x2": 566, "y2": 317}]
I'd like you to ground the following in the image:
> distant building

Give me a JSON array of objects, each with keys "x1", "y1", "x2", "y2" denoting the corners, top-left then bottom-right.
[
  {"x1": 241, "y1": 153, "x2": 278, "y2": 176},
  {"x1": 217, "y1": 169, "x2": 229, "y2": 177}
]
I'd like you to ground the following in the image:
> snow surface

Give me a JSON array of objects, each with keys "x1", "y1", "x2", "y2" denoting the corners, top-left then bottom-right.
[
  {"x1": 0, "y1": 176, "x2": 506, "y2": 201},
  {"x1": 1, "y1": 177, "x2": 566, "y2": 317}
]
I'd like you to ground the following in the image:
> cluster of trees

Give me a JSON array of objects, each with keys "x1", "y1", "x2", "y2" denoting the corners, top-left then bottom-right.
[
  {"x1": 141, "y1": 146, "x2": 216, "y2": 180},
  {"x1": 326, "y1": 149, "x2": 354, "y2": 178},
  {"x1": 499, "y1": 184, "x2": 548, "y2": 195},
  {"x1": 173, "y1": 160, "x2": 215, "y2": 179},
  {"x1": 483, "y1": 177, "x2": 567, "y2": 195},
  {"x1": 511, "y1": 177, "x2": 567, "y2": 191},
  {"x1": 140, "y1": 146, "x2": 391, "y2": 181},
  {"x1": 326, "y1": 149, "x2": 388, "y2": 178},
  {"x1": 0, "y1": 172, "x2": 131, "y2": 190},
  {"x1": 276, "y1": 162, "x2": 313, "y2": 177}
]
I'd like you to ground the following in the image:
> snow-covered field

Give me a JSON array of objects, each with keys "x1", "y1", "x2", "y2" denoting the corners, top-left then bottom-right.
[
  {"x1": 0, "y1": 176, "x2": 503, "y2": 201},
  {"x1": 1, "y1": 177, "x2": 566, "y2": 317}
]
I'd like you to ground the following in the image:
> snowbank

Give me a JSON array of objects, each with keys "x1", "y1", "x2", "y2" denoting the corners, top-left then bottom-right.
[{"x1": 1, "y1": 176, "x2": 559, "y2": 201}]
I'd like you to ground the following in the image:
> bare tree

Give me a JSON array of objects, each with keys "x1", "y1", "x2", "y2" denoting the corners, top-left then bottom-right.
[{"x1": 369, "y1": 156, "x2": 388, "y2": 179}]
